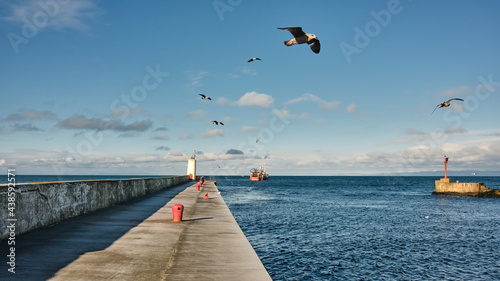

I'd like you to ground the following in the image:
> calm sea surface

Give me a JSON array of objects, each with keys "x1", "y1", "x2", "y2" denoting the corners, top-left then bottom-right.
[
  {"x1": 216, "y1": 176, "x2": 500, "y2": 280},
  {"x1": 3, "y1": 175, "x2": 500, "y2": 280}
]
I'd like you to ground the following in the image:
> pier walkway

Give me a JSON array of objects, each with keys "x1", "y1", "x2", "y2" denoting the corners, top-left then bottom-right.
[{"x1": 1, "y1": 181, "x2": 271, "y2": 280}]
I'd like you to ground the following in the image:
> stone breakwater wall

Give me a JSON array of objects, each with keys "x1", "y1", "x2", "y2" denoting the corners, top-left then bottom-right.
[
  {"x1": 434, "y1": 178, "x2": 500, "y2": 197},
  {"x1": 0, "y1": 176, "x2": 189, "y2": 240}
]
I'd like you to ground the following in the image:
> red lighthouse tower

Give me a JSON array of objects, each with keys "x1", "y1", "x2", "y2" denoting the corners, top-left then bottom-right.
[{"x1": 444, "y1": 155, "x2": 449, "y2": 179}]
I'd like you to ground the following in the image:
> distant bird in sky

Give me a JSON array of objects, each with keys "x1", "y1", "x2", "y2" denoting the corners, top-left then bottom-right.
[
  {"x1": 248, "y1": 58, "x2": 261, "y2": 62},
  {"x1": 431, "y1": 98, "x2": 464, "y2": 114},
  {"x1": 212, "y1": 120, "x2": 224, "y2": 125},
  {"x1": 278, "y1": 27, "x2": 320, "y2": 54},
  {"x1": 199, "y1": 94, "x2": 211, "y2": 100},
  {"x1": 256, "y1": 138, "x2": 260, "y2": 143}
]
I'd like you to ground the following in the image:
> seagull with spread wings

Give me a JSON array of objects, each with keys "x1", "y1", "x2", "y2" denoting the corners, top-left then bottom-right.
[
  {"x1": 431, "y1": 98, "x2": 464, "y2": 114},
  {"x1": 248, "y1": 58, "x2": 261, "y2": 62},
  {"x1": 199, "y1": 94, "x2": 211, "y2": 100},
  {"x1": 212, "y1": 120, "x2": 224, "y2": 125},
  {"x1": 278, "y1": 27, "x2": 320, "y2": 54}
]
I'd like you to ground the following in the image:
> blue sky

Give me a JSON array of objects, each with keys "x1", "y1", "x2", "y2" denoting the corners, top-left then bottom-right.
[{"x1": 1, "y1": 0, "x2": 499, "y2": 176}]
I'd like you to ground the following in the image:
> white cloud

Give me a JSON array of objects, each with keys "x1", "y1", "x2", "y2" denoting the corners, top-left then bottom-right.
[
  {"x1": 134, "y1": 156, "x2": 159, "y2": 163},
  {"x1": 321, "y1": 101, "x2": 341, "y2": 110},
  {"x1": 297, "y1": 112, "x2": 310, "y2": 120},
  {"x1": 1, "y1": 0, "x2": 102, "y2": 31},
  {"x1": 341, "y1": 138, "x2": 500, "y2": 174},
  {"x1": 103, "y1": 157, "x2": 125, "y2": 164},
  {"x1": 241, "y1": 67, "x2": 257, "y2": 76},
  {"x1": 236, "y1": 91, "x2": 274, "y2": 107},
  {"x1": 198, "y1": 152, "x2": 244, "y2": 161},
  {"x1": 184, "y1": 70, "x2": 209, "y2": 90},
  {"x1": 449, "y1": 102, "x2": 467, "y2": 113},
  {"x1": 0, "y1": 159, "x2": 5, "y2": 166},
  {"x1": 384, "y1": 127, "x2": 468, "y2": 146},
  {"x1": 284, "y1": 93, "x2": 340, "y2": 110},
  {"x1": 247, "y1": 134, "x2": 500, "y2": 175},
  {"x1": 217, "y1": 91, "x2": 274, "y2": 108},
  {"x1": 179, "y1": 133, "x2": 193, "y2": 139},
  {"x1": 346, "y1": 103, "x2": 357, "y2": 113},
  {"x1": 271, "y1": 109, "x2": 294, "y2": 119},
  {"x1": 186, "y1": 109, "x2": 207, "y2": 119},
  {"x1": 216, "y1": 97, "x2": 231, "y2": 105},
  {"x1": 201, "y1": 129, "x2": 225, "y2": 138},
  {"x1": 228, "y1": 66, "x2": 257, "y2": 78},
  {"x1": 3, "y1": 135, "x2": 500, "y2": 176},
  {"x1": 186, "y1": 70, "x2": 208, "y2": 81},
  {"x1": 439, "y1": 86, "x2": 472, "y2": 97},
  {"x1": 162, "y1": 151, "x2": 189, "y2": 162},
  {"x1": 242, "y1": 126, "x2": 259, "y2": 132},
  {"x1": 111, "y1": 108, "x2": 145, "y2": 118},
  {"x1": 284, "y1": 93, "x2": 320, "y2": 106}
]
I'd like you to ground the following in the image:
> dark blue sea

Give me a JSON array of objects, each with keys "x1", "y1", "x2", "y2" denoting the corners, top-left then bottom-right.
[
  {"x1": 216, "y1": 176, "x2": 500, "y2": 280},
  {"x1": 4, "y1": 175, "x2": 500, "y2": 280}
]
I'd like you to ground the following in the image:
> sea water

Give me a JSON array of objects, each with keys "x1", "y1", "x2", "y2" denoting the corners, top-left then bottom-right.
[{"x1": 216, "y1": 176, "x2": 500, "y2": 280}]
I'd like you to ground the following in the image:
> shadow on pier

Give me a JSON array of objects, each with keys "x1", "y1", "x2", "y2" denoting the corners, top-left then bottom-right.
[{"x1": 0, "y1": 182, "x2": 192, "y2": 281}]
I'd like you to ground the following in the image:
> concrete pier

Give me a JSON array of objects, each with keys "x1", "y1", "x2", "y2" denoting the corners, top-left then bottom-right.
[
  {"x1": 1, "y1": 181, "x2": 271, "y2": 280},
  {"x1": 434, "y1": 178, "x2": 500, "y2": 197}
]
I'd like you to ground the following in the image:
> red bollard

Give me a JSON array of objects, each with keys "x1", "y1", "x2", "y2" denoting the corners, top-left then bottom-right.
[
  {"x1": 203, "y1": 192, "x2": 209, "y2": 199},
  {"x1": 172, "y1": 204, "x2": 184, "y2": 222},
  {"x1": 196, "y1": 183, "x2": 200, "y2": 191}
]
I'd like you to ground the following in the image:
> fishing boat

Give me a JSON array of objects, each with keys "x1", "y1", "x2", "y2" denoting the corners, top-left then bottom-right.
[{"x1": 250, "y1": 167, "x2": 269, "y2": 181}]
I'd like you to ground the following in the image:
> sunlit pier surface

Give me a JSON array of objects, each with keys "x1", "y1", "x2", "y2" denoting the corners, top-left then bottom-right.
[{"x1": 1, "y1": 181, "x2": 271, "y2": 281}]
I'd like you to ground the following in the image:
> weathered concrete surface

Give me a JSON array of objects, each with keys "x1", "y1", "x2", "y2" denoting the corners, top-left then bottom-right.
[
  {"x1": 49, "y1": 181, "x2": 271, "y2": 281},
  {"x1": 0, "y1": 176, "x2": 189, "y2": 240},
  {"x1": 434, "y1": 178, "x2": 500, "y2": 197},
  {"x1": 162, "y1": 181, "x2": 271, "y2": 280}
]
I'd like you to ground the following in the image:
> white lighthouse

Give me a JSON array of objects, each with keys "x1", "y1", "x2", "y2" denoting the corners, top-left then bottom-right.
[{"x1": 187, "y1": 150, "x2": 196, "y2": 180}]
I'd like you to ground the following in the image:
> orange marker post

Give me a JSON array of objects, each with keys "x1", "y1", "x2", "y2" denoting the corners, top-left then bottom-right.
[{"x1": 172, "y1": 204, "x2": 184, "y2": 222}]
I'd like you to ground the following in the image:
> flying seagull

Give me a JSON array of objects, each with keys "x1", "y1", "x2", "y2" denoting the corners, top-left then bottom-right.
[
  {"x1": 431, "y1": 98, "x2": 464, "y2": 114},
  {"x1": 212, "y1": 120, "x2": 224, "y2": 125},
  {"x1": 278, "y1": 27, "x2": 320, "y2": 54},
  {"x1": 248, "y1": 58, "x2": 261, "y2": 62},
  {"x1": 199, "y1": 94, "x2": 211, "y2": 100}
]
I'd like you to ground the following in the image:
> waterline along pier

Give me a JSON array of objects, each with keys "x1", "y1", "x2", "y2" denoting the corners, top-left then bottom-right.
[{"x1": 0, "y1": 157, "x2": 271, "y2": 280}]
